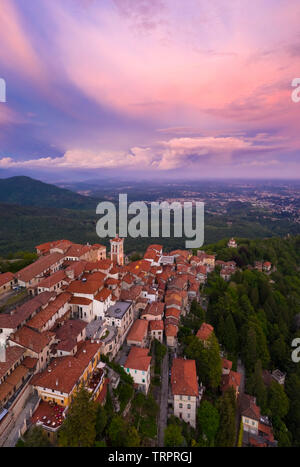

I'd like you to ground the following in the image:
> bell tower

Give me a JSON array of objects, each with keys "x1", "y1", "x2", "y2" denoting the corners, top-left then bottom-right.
[{"x1": 110, "y1": 235, "x2": 124, "y2": 266}]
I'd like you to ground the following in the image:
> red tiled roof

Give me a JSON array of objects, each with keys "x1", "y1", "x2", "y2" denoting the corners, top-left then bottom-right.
[
  {"x1": 222, "y1": 358, "x2": 233, "y2": 370},
  {"x1": 127, "y1": 319, "x2": 148, "y2": 343},
  {"x1": 0, "y1": 292, "x2": 55, "y2": 329},
  {"x1": 55, "y1": 319, "x2": 86, "y2": 344},
  {"x1": 94, "y1": 288, "x2": 112, "y2": 302},
  {"x1": 171, "y1": 358, "x2": 198, "y2": 396},
  {"x1": 0, "y1": 272, "x2": 14, "y2": 287},
  {"x1": 0, "y1": 346, "x2": 25, "y2": 379},
  {"x1": 27, "y1": 292, "x2": 71, "y2": 330},
  {"x1": 239, "y1": 394, "x2": 261, "y2": 421},
  {"x1": 149, "y1": 320, "x2": 164, "y2": 331},
  {"x1": 110, "y1": 236, "x2": 123, "y2": 243},
  {"x1": 31, "y1": 341, "x2": 101, "y2": 394},
  {"x1": 146, "y1": 244, "x2": 163, "y2": 252},
  {"x1": 36, "y1": 240, "x2": 70, "y2": 254},
  {"x1": 221, "y1": 370, "x2": 241, "y2": 393},
  {"x1": 67, "y1": 280, "x2": 101, "y2": 295},
  {"x1": 141, "y1": 301, "x2": 164, "y2": 317},
  {"x1": 86, "y1": 271, "x2": 106, "y2": 283},
  {"x1": 37, "y1": 270, "x2": 66, "y2": 289},
  {"x1": 124, "y1": 346, "x2": 151, "y2": 372},
  {"x1": 65, "y1": 244, "x2": 90, "y2": 258},
  {"x1": 196, "y1": 323, "x2": 214, "y2": 341},
  {"x1": 10, "y1": 326, "x2": 55, "y2": 354},
  {"x1": 22, "y1": 356, "x2": 38, "y2": 370},
  {"x1": 165, "y1": 307, "x2": 181, "y2": 320},
  {"x1": 69, "y1": 296, "x2": 92, "y2": 306},
  {"x1": 144, "y1": 250, "x2": 157, "y2": 261},
  {"x1": 122, "y1": 273, "x2": 134, "y2": 284},
  {"x1": 165, "y1": 323, "x2": 178, "y2": 337},
  {"x1": 16, "y1": 253, "x2": 64, "y2": 283},
  {"x1": 120, "y1": 285, "x2": 142, "y2": 302}
]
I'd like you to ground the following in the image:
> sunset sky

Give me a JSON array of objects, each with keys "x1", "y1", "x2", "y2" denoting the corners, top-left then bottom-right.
[{"x1": 0, "y1": 0, "x2": 300, "y2": 181}]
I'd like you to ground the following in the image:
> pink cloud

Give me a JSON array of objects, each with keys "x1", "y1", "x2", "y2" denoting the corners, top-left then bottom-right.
[
  {"x1": 0, "y1": 133, "x2": 287, "y2": 171},
  {"x1": 0, "y1": 0, "x2": 44, "y2": 81}
]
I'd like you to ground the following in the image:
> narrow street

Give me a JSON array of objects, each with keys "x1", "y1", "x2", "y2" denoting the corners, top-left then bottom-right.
[
  {"x1": 157, "y1": 351, "x2": 169, "y2": 447},
  {"x1": 235, "y1": 358, "x2": 245, "y2": 445}
]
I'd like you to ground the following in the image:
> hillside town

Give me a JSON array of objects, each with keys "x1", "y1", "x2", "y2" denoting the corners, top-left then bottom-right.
[{"x1": 0, "y1": 237, "x2": 279, "y2": 447}]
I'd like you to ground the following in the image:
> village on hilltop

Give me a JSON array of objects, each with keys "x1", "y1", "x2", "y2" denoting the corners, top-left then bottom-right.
[{"x1": 0, "y1": 237, "x2": 278, "y2": 447}]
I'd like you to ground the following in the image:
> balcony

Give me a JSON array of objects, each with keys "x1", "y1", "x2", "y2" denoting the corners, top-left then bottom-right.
[{"x1": 85, "y1": 368, "x2": 104, "y2": 396}]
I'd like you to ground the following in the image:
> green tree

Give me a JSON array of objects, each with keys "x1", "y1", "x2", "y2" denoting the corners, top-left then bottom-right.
[
  {"x1": 247, "y1": 360, "x2": 267, "y2": 412},
  {"x1": 17, "y1": 426, "x2": 52, "y2": 447},
  {"x1": 224, "y1": 314, "x2": 238, "y2": 354},
  {"x1": 185, "y1": 334, "x2": 222, "y2": 389},
  {"x1": 124, "y1": 426, "x2": 141, "y2": 447},
  {"x1": 108, "y1": 416, "x2": 127, "y2": 447},
  {"x1": 197, "y1": 401, "x2": 219, "y2": 446},
  {"x1": 58, "y1": 386, "x2": 97, "y2": 447},
  {"x1": 243, "y1": 327, "x2": 257, "y2": 371},
  {"x1": 215, "y1": 388, "x2": 236, "y2": 447},
  {"x1": 164, "y1": 423, "x2": 184, "y2": 447},
  {"x1": 268, "y1": 381, "x2": 289, "y2": 420},
  {"x1": 95, "y1": 404, "x2": 108, "y2": 440}
]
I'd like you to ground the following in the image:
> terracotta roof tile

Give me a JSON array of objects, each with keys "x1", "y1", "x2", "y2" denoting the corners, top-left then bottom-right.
[
  {"x1": 196, "y1": 323, "x2": 214, "y2": 341},
  {"x1": 149, "y1": 320, "x2": 164, "y2": 331},
  {"x1": 31, "y1": 341, "x2": 101, "y2": 394},
  {"x1": 9, "y1": 326, "x2": 55, "y2": 354},
  {"x1": 171, "y1": 358, "x2": 198, "y2": 397},
  {"x1": 127, "y1": 319, "x2": 148, "y2": 343},
  {"x1": 0, "y1": 272, "x2": 15, "y2": 287},
  {"x1": 124, "y1": 346, "x2": 151, "y2": 372},
  {"x1": 16, "y1": 253, "x2": 64, "y2": 283}
]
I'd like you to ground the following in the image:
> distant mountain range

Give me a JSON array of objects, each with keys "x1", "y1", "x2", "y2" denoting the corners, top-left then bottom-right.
[
  {"x1": 0, "y1": 175, "x2": 300, "y2": 257},
  {"x1": 0, "y1": 176, "x2": 99, "y2": 210}
]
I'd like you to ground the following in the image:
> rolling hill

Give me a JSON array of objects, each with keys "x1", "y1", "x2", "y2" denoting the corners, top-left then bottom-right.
[{"x1": 0, "y1": 176, "x2": 99, "y2": 210}]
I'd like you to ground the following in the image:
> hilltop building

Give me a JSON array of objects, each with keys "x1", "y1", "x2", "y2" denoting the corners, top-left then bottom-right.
[{"x1": 110, "y1": 235, "x2": 124, "y2": 266}]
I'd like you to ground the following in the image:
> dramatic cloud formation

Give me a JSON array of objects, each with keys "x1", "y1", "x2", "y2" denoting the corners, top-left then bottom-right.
[{"x1": 0, "y1": 0, "x2": 299, "y2": 179}]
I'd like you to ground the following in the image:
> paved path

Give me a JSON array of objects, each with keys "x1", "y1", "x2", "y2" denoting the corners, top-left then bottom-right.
[
  {"x1": 158, "y1": 351, "x2": 169, "y2": 447},
  {"x1": 2, "y1": 393, "x2": 39, "y2": 447},
  {"x1": 237, "y1": 359, "x2": 245, "y2": 394}
]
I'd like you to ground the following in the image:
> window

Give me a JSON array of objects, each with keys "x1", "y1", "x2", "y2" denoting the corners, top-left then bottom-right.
[
  {"x1": 179, "y1": 403, "x2": 183, "y2": 408},
  {"x1": 142, "y1": 379, "x2": 145, "y2": 383},
  {"x1": 187, "y1": 404, "x2": 191, "y2": 409}
]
